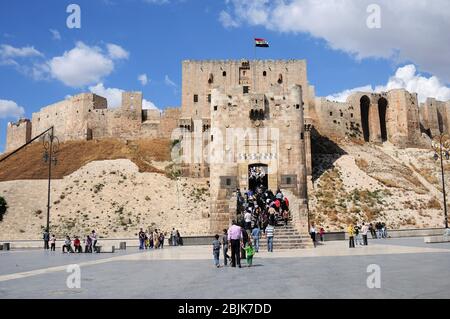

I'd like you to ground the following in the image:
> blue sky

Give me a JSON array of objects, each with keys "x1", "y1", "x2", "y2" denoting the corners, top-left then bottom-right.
[{"x1": 0, "y1": 0, "x2": 449, "y2": 151}]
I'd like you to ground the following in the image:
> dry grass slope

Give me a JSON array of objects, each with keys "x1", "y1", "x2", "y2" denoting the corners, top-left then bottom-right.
[{"x1": 0, "y1": 138, "x2": 171, "y2": 181}]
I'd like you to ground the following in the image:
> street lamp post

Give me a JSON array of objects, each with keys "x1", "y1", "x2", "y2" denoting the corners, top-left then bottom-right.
[
  {"x1": 42, "y1": 127, "x2": 59, "y2": 233},
  {"x1": 432, "y1": 133, "x2": 450, "y2": 229}
]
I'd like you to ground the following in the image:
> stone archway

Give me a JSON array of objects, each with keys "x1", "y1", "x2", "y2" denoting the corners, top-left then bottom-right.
[
  {"x1": 378, "y1": 97, "x2": 388, "y2": 142},
  {"x1": 360, "y1": 96, "x2": 371, "y2": 142}
]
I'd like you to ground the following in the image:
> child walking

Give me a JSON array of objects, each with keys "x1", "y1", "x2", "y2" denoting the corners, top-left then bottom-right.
[
  {"x1": 243, "y1": 241, "x2": 255, "y2": 267},
  {"x1": 212, "y1": 234, "x2": 221, "y2": 268},
  {"x1": 50, "y1": 234, "x2": 56, "y2": 251}
]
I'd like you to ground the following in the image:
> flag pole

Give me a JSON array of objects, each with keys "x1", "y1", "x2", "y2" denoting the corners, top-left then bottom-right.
[{"x1": 253, "y1": 36, "x2": 256, "y2": 61}]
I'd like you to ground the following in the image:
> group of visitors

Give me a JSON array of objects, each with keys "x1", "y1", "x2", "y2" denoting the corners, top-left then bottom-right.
[
  {"x1": 138, "y1": 227, "x2": 183, "y2": 250},
  {"x1": 59, "y1": 230, "x2": 98, "y2": 253},
  {"x1": 347, "y1": 222, "x2": 388, "y2": 248},
  {"x1": 236, "y1": 186, "x2": 290, "y2": 231},
  {"x1": 309, "y1": 223, "x2": 325, "y2": 247},
  {"x1": 371, "y1": 222, "x2": 388, "y2": 239},
  {"x1": 248, "y1": 166, "x2": 266, "y2": 182},
  {"x1": 213, "y1": 214, "x2": 277, "y2": 268}
]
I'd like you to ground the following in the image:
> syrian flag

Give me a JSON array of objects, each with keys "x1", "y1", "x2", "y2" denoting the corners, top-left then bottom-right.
[{"x1": 255, "y1": 38, "x2": 269, "y2": 47}]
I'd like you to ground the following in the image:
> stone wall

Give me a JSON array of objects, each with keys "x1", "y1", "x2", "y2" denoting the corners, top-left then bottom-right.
[
  {"x1": 312, "y1": 89, "x2": 432, "y2": 148},
  {"x1": 5, "y1": 119, "x2": 32, "y2": 152},
  {"x1": 420, "y1": 98, "x2": 450, "y2": 137},
  {"x1": 313, "y1": 98, "x2": 361, "y2": 140},
  {"x1": 181, "y1": 59, "x2": 309, "y2": 120},
  {"x1": 5, "y1": 92, "x2": 181, "y2": 151}
]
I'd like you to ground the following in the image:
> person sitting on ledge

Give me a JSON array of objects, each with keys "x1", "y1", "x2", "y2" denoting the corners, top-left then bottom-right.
[
  {"x1": 62, "y1": 236, "x2": 74, "y2": 253},
  {"x1": 73, "y1": 236, "x2": 82, "y2": 253}
]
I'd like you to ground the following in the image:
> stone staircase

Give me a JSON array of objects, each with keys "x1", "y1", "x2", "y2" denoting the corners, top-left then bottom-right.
[{"x1": 257, "y1": 222, "x2": 312, "y2": 250}]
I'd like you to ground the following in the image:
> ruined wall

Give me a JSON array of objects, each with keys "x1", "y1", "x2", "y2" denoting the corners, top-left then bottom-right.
[
  {"x1": 313, "y1": 98, "x2": 361, "y2": 140},
  {"x1": 5, "y1": 91, "x2": 182, "y2": 152},
  {"x1": 386, "y1": 89, "x2": 423, "y2": 147},
  {"x1": 30, "y1": 93, "x2": 106, "y2": 142},
  {"x1": 313, "y1": 89, "x2": 428, "y2": 148},
  {"x1": 159, "y1": 107, "x2": 181, "y2": 138},
  {"x1": 420, "y1": 98, "x2": 441, "y2": 137},
  {"x1": 105, "y1": 92, "x2": 143, "y2": 139},
  {"x1": 5, "y1": 119, "x2": 32, "y2": 152},
  {"x1": 421, "y1": 98, "x2": 450, "y2": 137}
]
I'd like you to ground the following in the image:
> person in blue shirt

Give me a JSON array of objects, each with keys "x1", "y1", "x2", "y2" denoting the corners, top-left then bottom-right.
[{"x1": 251, "y1": 225, "x2": 261, "y2": 252}]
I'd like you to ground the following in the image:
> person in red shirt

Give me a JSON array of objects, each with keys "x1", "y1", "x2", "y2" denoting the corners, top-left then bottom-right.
[{"x1": 73, "y1": 236, "x2": 82, "y2": 253}]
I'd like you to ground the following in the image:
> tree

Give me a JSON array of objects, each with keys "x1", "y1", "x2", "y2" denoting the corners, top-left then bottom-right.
[{"x1": 0, "y1": 196, "x2": 7, "y2": 221}]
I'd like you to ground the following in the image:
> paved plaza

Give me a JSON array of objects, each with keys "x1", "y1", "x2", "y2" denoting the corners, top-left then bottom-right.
[{"x1": 1, "y1": 237, "x2": 450, "y2": 298}]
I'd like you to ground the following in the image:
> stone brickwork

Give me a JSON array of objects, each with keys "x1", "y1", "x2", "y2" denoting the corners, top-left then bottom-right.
[
  {"x1": 178, "y1": 59, "x2": 310, "y2": 234},
  {"x1": 5, "y1": 58, "x2": 450, "y2": 236},
  {"x1": 5, "y1": 119, "x2": 32, "y2": 152},
  {"x1": 6, "y1": 92, "x2": 180, "y2": 151},
  {"x1": 313, "y1": 89, "x2": 439, "y2": 148},
  {"x1": 420, "y1": 98, "x2": 450, "y2": 137}
]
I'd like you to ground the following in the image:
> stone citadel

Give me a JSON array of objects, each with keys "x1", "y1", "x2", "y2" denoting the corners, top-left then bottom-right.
[{"x1": 5, "y1": 59, "x2": 450, "y2": 235}]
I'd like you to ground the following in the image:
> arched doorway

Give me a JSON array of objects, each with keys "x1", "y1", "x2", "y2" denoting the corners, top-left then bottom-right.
[
  {"x1": 378, "y1": 97, "x2": 388, "y2": 142},
  {"x1": 248, "y1": 164, "x2": 268, "y2": 191},
  {"x1": 360, "y1": 96, "x2": 370, "y2": 142}
]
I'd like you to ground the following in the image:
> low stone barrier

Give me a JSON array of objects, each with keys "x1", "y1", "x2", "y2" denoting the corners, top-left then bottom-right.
[
  {"x1": 97, "y1": 245, "x2": 115, "y2": 253},
  {"x1": 424, "y1": 236, "x2": 450, "y2": 243},
  {"x1": 2, "y1": 228, "x2": 447, "y2": 249}
]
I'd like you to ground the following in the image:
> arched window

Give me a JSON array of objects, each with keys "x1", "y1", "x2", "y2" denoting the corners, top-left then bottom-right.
[
  {"x1": 222, "y1": 71, "x2": 226, "y2": 77},
  {"x1": 263, "y1": 71, "x2": 267, "y2": 76},
  {"x1": 208, "y1": 73, "x2": 214, "y2": 84}
]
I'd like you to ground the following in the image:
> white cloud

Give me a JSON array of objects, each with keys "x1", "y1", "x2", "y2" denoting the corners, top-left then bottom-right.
[
  {"x1": 0, "y1": 99, "x2": 25, "y2": 119},
  {"x1": 106, "y1": 43, "x2": 129, "y2": 60},
  {"x1": 164, "y1": 75, "x2": 177, "y2": 87},
  {"x1": 0, "y1": 44, "x2": 43, "y2": 59},
  {"x1": 326, "y1": 64, "x2": 450, "y2": 103},
  {"x1": 138, "y1": 73, "x2": 148, "y2": 86},
  {"x1": 48, "y1": 42, "x2": 115, "y2": 87},
  {"x1": 89, "y1": 83, "x2": 124, "y2": 108},
  {"x1": 143, "y1": 0, "x2": 170, "y2": 4},
  {"x1": 89, "y1": 83, "x2": 159, "y2": 110},
  {"x1": 49, "y1": 29, "x2": 61, "y2": 40},
  {"x1": 219, "y1": 11, "x2": 240, "y2": 28},
  {"x1": 142, "y1": 99, "x2": 158, "y2": 110},
  {"x1": 326, "y1": 85, "x2": 375, "y2": 103},
  {"x1": 221, "y1": 0, "x2": 450, "y2": 83}
]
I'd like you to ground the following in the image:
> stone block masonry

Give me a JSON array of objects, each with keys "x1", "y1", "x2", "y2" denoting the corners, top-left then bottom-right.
[{"x1": 6, "y1": 92, "x2": 180, "y2": 151}]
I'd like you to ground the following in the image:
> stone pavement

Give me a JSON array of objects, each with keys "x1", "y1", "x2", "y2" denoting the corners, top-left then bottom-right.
[{"x1": 0, "y1": 237, "x2": 450, "y2": 298}]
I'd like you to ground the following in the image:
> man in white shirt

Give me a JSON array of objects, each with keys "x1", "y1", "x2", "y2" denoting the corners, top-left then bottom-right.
[
  {"x1": 361, "y1": 222, "x2": 369, "y2": 246},
  {"x1": 244, "y1": 209, "x2": 252, "y2": 230}
]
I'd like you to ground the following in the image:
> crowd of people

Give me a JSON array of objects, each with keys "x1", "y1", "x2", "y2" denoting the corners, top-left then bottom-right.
[
  {"x1": 347, "y1": 222, "x2": 388, "y2": 248},
  {"x1": 236, "y1": 186, "x2": 290, "y2": 231},
  {"x1": 42, "y1": 230, "x2": 99, "y2": 253},
  {"x1": 138, "y1": 227, "x2": 183, "y2": 250},
  {"x1": 212, "y1": 185, "x2": 290, "y2": 268}
]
